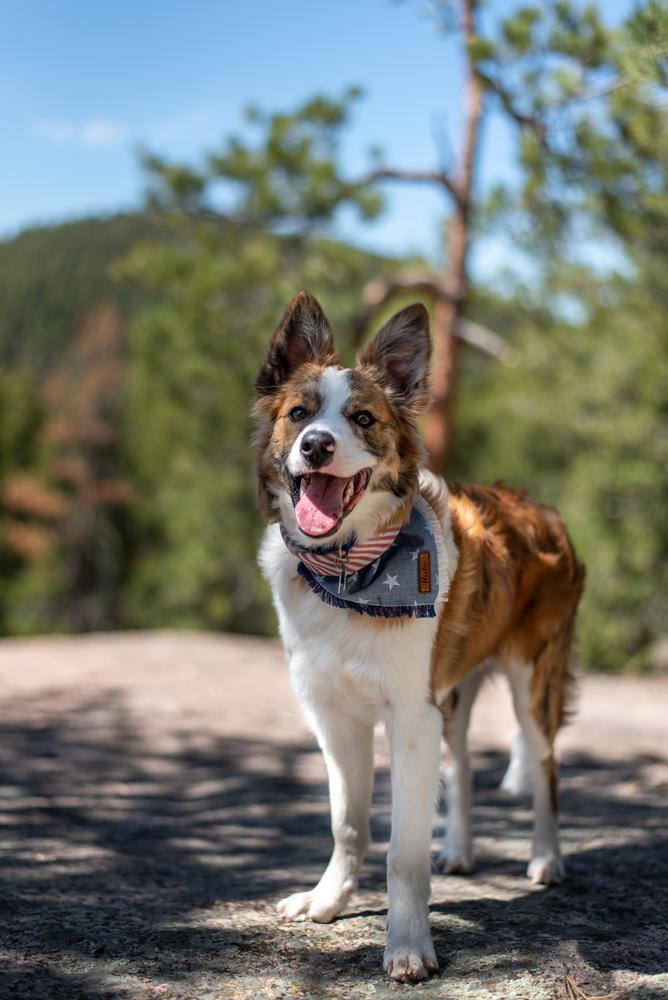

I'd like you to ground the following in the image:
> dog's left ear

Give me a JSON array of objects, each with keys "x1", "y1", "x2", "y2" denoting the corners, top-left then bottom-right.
[
  {"x1": 357, "y1": 303, "x2": 431, "y2": 410},
  {"x1": 255, "y1": 291, "x2": 337, "y2": 396}
]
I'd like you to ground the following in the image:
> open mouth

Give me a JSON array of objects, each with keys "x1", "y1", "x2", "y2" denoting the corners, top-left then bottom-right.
[{"x1": 289, "y1": 469, "x2": 371, "y2": 538}]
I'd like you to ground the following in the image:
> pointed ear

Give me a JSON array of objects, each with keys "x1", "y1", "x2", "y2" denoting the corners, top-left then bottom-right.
[
  {"x1": 255, "y1": 291, "x2": 337, "y2": 396},
  {"x1": 357, "y1": 303, "x2": 431, "y2": 410}
]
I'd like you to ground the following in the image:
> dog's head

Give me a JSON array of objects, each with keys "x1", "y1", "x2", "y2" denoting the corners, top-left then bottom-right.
[{"x1": 253, "y1": 291, "x2": 431, "y2": 544}]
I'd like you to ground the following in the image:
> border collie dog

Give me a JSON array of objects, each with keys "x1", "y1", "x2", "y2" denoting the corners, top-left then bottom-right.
[{"x1": 254, "y1": 292, "x2": 584, "y2": 983}]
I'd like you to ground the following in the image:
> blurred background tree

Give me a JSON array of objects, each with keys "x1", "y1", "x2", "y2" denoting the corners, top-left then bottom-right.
[
  {"x1": 1, "y1": 308, "x2": 132, "y2": 633},
  {"x1": 119, "y1": 92, "x2": 401, "y2": 633},
  {"x1": 454, "y1": 0, "x2": 668, "y2": 669},
  {"x1": 0, "y1": 0, "x2": 665, "y2": 669}
]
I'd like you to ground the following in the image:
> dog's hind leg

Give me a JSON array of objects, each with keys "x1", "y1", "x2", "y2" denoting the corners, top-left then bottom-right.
[
  {"x1": 436, "y1": 666, "x2": 484, "y2": 874},
  {"x1": 277, "y1": 709, "x2": 374, "y2": 923},
  {"x1": 504, "y1": 656, "x2": 566, "y2": 885},
  {"x1": 500, "y1": 730, "x2": 534, "y2": 795}
]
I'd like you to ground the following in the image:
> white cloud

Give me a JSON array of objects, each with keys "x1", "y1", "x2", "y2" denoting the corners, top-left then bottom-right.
[
  {"x1": 32, "y1": 118, "x2": 128, "y2": 148},
  {"x1": 80, "y1": 119, "x2": 127, "y2": 147}
]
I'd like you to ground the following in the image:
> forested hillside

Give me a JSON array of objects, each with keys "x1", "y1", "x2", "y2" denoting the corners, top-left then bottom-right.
[
  {"x1": 0, "y1": 211, "x2": 405, "y2": 639},
  {"x1": 0, "y1": 202, "x2": 665, "y2": 671},
  {"x1": 0, "y1": 213, "x2": 161, "y2": 370}
]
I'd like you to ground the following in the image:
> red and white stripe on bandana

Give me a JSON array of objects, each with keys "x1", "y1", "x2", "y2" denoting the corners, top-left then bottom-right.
[{"x1": 295, "y1": 528, "x2": 400, "y2": 578}]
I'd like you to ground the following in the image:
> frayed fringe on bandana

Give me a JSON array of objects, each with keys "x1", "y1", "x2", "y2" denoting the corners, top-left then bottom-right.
[{"x1": 298, "y1": 564, "x2": 436, "y2": 619}]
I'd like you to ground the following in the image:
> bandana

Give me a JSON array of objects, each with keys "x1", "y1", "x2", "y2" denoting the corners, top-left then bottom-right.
[{"x1": 281, "y1": 495, "x2": 452, "y2": 618}]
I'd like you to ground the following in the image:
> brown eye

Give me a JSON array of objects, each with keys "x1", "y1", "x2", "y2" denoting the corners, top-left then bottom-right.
[
  {"x1": 289, "y1": 406, "x2": 308, "y2": 422},
  {"x1": 353, "y1": 411, "x2": 375, "y2": 428}
]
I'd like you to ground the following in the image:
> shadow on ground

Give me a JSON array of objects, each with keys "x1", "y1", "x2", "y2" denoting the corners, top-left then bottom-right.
[{"x1": 0, "y1": 688, "x2": 666, "y2": 999}]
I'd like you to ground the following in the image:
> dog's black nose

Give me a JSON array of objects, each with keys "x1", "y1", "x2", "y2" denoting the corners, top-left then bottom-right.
[{"x1": 300, "y1": 429, "x2": 336, "y2": 468}]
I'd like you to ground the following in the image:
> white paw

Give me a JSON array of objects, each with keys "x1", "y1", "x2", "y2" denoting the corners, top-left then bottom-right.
[
  {"x1": 383, "y1": 940, "x2": 438, "y2": 983},
  {"x1": 528, "y1": 855, "x2": 565, "y2": 886},
  {"x1": 276, "y1": 889, "x2": 342, "y2": 923},
  {"x1": 435, "y1": 847, "x2": 474, "y2": 875}
]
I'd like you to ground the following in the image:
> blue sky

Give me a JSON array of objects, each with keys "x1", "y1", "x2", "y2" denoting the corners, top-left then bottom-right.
[{"x1": 0, "y1": 0, "x2": 632, "y2": 275}]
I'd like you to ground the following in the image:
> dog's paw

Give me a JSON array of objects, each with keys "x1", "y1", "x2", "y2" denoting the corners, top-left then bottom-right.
[
  {"x1": 276, "y1": 889, "x2": 341, "y2": 923},
  {"x1": 383, "y1": 942, "x2": 438, "y2": 983},
  {"x1": 528, "y1": 855, "x2": 565, "y2": 886},
  {"x1": 435, "y1": 847, "x2": 474, "y2": 875}
]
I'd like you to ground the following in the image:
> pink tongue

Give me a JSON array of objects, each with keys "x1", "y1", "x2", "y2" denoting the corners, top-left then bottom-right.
[{"x1": 295, "y1": 473, "x2": 348, "y2": 536}]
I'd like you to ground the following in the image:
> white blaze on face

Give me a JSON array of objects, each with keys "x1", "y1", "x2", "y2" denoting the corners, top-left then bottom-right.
[
  {"x1": 284, "y1": 367, "x2": 380, "y2": 538},
  {"x1": 287, "y1": 367, "x2": 376, "y2": 479}
]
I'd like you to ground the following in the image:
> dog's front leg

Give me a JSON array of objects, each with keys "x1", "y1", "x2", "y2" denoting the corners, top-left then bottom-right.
[
  {"x1": 278, "y1": 707, "x2": 374, "y2": 923},
  {"x1": 384, "y1": 701, "x2": 441, "y2": 983}
]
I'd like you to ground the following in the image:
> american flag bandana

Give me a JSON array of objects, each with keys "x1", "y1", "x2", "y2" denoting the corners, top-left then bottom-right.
[{"x1": 281, "y1": 496, "x2": 449, "y2": 619}]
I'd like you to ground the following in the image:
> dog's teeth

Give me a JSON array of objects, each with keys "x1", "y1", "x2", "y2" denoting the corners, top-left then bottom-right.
[
  {"x1": 343, "y1": 482, "x2": 353, "y2": 505},
  {"x1": 300, "y1": 478, "x2": 308, "y2": 497}
]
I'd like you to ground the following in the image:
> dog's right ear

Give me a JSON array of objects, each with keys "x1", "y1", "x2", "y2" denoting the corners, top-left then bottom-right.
[
  {"x1": 357, "y1": 303, "x2": 431, "y2": 411},
  {"x1": 255, "y1": 291, "x2": 337, "y2": 396}
]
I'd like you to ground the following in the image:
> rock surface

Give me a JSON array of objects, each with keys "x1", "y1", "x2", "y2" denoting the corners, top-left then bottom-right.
[{"x1": 0, "y1": 631, "x2": 666, "y2": 1000}]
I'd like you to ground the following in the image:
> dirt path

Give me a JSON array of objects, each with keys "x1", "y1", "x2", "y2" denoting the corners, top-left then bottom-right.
[{"x1": 0, "y1": 631, "x2": 666, "y2": 1000}]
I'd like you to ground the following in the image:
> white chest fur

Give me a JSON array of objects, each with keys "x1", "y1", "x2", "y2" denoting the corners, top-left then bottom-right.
[{"x1": 259, "y1": 523, "x2": 442, "y2": 725}]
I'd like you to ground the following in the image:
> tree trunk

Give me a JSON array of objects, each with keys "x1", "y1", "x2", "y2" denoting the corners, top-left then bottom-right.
[
  {"x1": 425, "y1": 0, "x2": 483, "y2": 475},
  {"x1": 425, "y1": 292, "x2": 459, "y2": 473}
]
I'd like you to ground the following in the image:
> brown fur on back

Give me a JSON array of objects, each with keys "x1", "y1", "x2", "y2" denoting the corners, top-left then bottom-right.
[{"x1": 431, "y1": 483, "x2": 585, "y2": 741}]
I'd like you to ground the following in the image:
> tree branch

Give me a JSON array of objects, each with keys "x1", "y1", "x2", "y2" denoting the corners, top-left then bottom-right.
[
  {"x1": 348, "y1": 165, "x2": 462, "y2": 206},
  {"x1": 350, "y1": 273, "x2": 513, "y2": 364},
  {"x1": 350, "y1": 271, "x2": 459, "y2": 344},
  {"x1": 550, "y1": 73, "x2": 631, "y2": 106},
  {"x1": 477, "y1": 70, "x2": 548, "y2": 146},
  {"x1": 479, "y1": 71, "x2": 636, "y2": 146},
  {"x1": 456, "y1": 319, "x2": 517, "y2": 365}
]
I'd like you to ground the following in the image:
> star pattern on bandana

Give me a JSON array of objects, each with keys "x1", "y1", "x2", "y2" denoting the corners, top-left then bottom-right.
[{"x1": 283, "y1": 497, "x2": 444, "y2": 618}]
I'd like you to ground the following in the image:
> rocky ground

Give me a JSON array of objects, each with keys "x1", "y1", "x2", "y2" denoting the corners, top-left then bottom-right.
[{"x1": 0, "y1": 631, "x2": 666, "y2": 1000}]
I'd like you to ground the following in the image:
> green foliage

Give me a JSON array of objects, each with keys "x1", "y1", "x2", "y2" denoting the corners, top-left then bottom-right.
[
  {"x1": 116, "y1": 88, "x2": 402, "y2": 633},
  {"x1": 455, "y1": 270, "x2": 668, "y2": 672},
  {"x1": 121, "y1": 211, "x2": 400, "y2": 634},
  {"x1": 0, "y1": 368, "x2": 46, "y2": 633},
  {"x1": 451, "y1": 3, "x2": 668, "y2": 671},
  {"x1": 0, "y1": 368, "x2": 43, "y2": 478},
  {"x1": 0, "y1": 3, "x2": 666, "y2": 673},
  {"x1": 143, "y1": 87, "x2": 383, "y2": 229},
  {"x1": 1, "y1": 309, "x2": 133, "y2": 635},
  {"x1": 474, "y1": 0, "x2": 668, "y2": 254},
  {"x1": 0, "y1": 214, "x2": 161, "y2": 371}
]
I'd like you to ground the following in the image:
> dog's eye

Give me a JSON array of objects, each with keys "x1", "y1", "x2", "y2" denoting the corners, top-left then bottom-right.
[
  {"x1": 353, "y1": 411, "x2": 375, "y2": 429},
  {"x1": 288, "y1": 406, "x2": 308, "y2": 422}
]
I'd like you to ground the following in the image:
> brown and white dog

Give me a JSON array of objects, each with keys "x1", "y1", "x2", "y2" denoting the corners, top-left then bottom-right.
[{"x1": 254, "y1": 291, "x2": 585, "y2": 983}]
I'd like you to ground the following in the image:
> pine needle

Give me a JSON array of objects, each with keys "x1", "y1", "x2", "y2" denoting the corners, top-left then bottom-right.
[{"x1": 563, "y1": 974, "x2": 618, "y2": 1000}]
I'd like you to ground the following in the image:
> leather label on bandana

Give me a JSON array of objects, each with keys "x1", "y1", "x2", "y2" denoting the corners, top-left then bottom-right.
[
  {"x1": 417, "y1": 551, "x2": 432, "y2": 593},
  {"x1": 281, "y1": 495, "x2": 446, "y2": 618}
]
